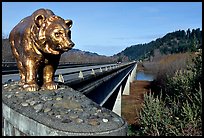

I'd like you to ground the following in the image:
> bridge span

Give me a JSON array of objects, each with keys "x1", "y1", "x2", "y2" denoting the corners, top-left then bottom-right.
[{"x1": 2, "y1": 61, "x2": 137, "y2": 116}]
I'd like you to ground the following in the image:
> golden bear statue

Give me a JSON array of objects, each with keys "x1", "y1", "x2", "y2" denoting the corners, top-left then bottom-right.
[{"x1": 9, "y1": 9, "x2": 74, "y2": 91}]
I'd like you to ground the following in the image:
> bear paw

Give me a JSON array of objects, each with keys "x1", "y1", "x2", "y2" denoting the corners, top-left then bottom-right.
[
  {"x1": 42, "y1": 82, "x2": 58, "y2": 90},
  {"x1": 23, "y1": 83, "x2": 39, "y2": 91},
  {"x1": 18, "y1": 80, "x2": 25, "y2": 86}
]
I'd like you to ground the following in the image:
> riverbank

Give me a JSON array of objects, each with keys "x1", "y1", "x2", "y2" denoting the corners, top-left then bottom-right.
[
  {"x1": 121, "y1": 63, "x2": 152, "y2": 125},
  {"x1": 121, "y1": 80, "x2": 151, "y2": 125}
]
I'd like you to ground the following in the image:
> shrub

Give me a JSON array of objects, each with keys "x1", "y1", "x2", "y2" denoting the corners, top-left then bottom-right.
[
  {"x1": 137, "y1": 50, "x2": 202, "y2": 136},
  {"x1": 138, "y1": 92, "x2": 181, "y2": 136},
  {"x1": 138, "y1": 87, "x2": 202, "y2": 136}
]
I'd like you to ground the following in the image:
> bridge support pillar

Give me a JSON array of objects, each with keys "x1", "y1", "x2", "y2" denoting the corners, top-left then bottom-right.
[
  {"x1": 130, "y1": 63, "x2": 137, "y2": 83},
  {"x1": 112, "y1": 86, "x2": 122, "y2": 116},
  {"x1": 122, "y1": 75, "x2": 130, "y2": 95}
]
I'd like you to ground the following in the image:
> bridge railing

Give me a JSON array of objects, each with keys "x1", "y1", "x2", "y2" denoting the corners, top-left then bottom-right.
[
  {"x1": 2, "y1": 62, "x2": 116, "y2": 75},
  {"x1": 85, "y1": 62, "x2": 136, "y2": 106}
]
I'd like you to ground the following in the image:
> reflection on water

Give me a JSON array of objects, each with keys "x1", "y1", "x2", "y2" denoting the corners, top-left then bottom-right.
[{"x1": 135, "y1": 71, "x2": 154, "y2": 81}]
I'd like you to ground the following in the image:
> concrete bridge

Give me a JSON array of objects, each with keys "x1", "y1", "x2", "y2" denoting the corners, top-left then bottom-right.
[{"x1": 2, "y1": 61, "x2": 137, "y2": 136}]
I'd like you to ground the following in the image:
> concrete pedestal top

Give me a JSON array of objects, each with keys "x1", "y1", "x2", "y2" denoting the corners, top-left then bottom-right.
[{"x1": 2, "y1": 81, "x2": 127, "y2": 136}]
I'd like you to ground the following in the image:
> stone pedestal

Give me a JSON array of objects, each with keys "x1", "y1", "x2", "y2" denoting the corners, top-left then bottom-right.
[{"x1": 2, "y1": 81, "x2": 127, "y2": 136}]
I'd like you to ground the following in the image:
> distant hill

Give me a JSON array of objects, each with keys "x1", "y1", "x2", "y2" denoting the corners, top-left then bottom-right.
[
  {"x1": 2, "y1": 38, "x2": 118, "y2": 63},
  {"x1": 115, "y1": 28, "x2": 202, "y2": 61},
  {"x1": 2, "y1": 28, "x2": 202, "y2": 63},
  {"x1": 60, "y1": 48, "x2": 118, "y2": 63}
]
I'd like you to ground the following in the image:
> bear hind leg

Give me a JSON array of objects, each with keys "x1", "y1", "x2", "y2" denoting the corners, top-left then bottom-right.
[{"x1": 17, "y1": 61, "x2": 26, "y2": 86}]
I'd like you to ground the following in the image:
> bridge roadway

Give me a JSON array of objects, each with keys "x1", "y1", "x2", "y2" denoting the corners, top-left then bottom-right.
[
  {"x1": 2, "y1": 63, "x2": 117, "y2": 84},
  {"x1": 2, "y1": 61, "x2": 137, "y2": 117}
]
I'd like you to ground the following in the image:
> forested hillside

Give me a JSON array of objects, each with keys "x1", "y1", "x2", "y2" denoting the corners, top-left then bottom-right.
[{"x1": 116, "y1": 28, "x2": 202, "y2": 61}]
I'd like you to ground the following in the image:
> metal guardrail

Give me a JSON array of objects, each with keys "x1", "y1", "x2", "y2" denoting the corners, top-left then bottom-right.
[
  {"x1": 85, "y1": 63, "x2": 135, "y2": 110},
  {"x1": 62, "y1": 63, "x2": 130, "y2": 92},
  {"x1": 2, "y1": 62, "x2": 113, "y2": 67},
  {"x1": 2, "y1": 62, "x2": 114, "y2": 75},
  {"x1": 2, "y1": 62, "x2": 122, "y2": 83}
]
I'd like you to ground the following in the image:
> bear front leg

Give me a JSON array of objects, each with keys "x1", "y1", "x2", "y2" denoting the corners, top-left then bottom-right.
[
  {"x1": 23, "y1": 58, "x2": 39, "y2": 91},
  {"x1": 42, "y1": 64, "x2": 58, "y2": 90}
]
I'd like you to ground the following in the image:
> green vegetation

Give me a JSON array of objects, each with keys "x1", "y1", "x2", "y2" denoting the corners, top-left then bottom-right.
[
  {"x1": 117, "y1": 28, "x2": 202, "y2": 61},
  {"x1": 131, "y1": 51, "x2": 202, "y2": 136}
]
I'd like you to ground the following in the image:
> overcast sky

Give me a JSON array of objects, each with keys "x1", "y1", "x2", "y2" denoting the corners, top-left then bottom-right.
[{"x1": 2, "y1": 2, "x2": 202, "y2": 56}]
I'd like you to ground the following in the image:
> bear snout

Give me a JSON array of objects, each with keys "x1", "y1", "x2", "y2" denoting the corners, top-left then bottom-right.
[
  {"x1": 69, "y1": 42, "x2": 75, "y2": 48},
  {"x1": 60, "y1": 42, "x2": 74, "y2": 52},
  {"x1": 64, "y1": 41, "x2": 74, "y2": 49}
]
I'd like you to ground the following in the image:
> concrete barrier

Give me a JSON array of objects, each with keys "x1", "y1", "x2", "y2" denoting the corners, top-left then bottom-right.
[{"x1": 2, "y1": 82, "x2": 127, "y2": 136}]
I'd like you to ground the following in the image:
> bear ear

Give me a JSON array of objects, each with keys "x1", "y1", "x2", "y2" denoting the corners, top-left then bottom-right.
[
  {"x1": 34, "y1": 14, "x2": 45, "y2": 28},
  {"x1": 65, "y1": 19, "x2": 73, "y2": 29}
]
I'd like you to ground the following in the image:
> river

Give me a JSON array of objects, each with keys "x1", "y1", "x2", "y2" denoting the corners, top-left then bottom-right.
[{"x1": 135, "y1": 71, "x2": 155, "y2": 81}]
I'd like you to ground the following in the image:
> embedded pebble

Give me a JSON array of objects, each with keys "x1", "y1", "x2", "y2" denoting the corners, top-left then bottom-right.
[
  {"x1": 7, "y1": 94, "x2": 12, "y2": 99},
  {"x1": 102, "y1": 118, "x2": 109, "y2": 123},
  {"x1": 47, "y1": 97, "x2": 53, "y2": 101},
  {"x1": 3, "y1": 84, "x2": 8, "y2": 87},
  {"x1": 58, "y1": 87, "x2": 65, "y2": 90},
  {"x1": 88, "y1": 119, "x2": 100, "y2": 126},
  {"x1": 74, "y1": 108, "x2": 83, "y2": 112},
  {"x1": 26, "y1": 98, "x2": 33, "y2": 103},
  {"x1": 30, "y1": 100, "x2": 37, "y2": 106},
  {"x1": 96, "y1": 109, "x2": 102, "y2": 113},
  {"x1": 62, "y1": 119, "x2": 72, "y2": 123},
  {"x1": 21, "y1": 102, "x2": 29, "y2": 106},
  {"x1": 34, "y1": 104, "x2": 43, "y2": 112},
  {"x1": 56, "y1": 115, "x2": 61, "y2": 119},
  {"x1": 48, "y1": 111, "x2": 54, "y2": 116},
  {"x1": 75, "y1": 118, "x2": 84, "y2": 124},
  {"x1": 41, "y1": 96, "x2": 48, "y2": 101},
  {"x1": 44, "y1": 108, "x2": 51, "y2": 113},
  {"x1": 89, "y1": 115, "x2": 99, "y2": 119},
  {"x1": 69, "y1": 114, "x2": 78, "y2": 119},
  {"x1": 49, "y1": 92, "x2": 56, "y2": 96},
  {"x1": 112, "y1": 117, "x2": 120, "y2": 122},
  {"x1": 56, "y1": 97, "x2": 62, "y2": 101}
]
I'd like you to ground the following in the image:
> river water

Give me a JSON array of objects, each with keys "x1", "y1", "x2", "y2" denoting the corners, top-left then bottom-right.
[{"x1": 135, "y1": 71, "x2": 154, "y2": 81}]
